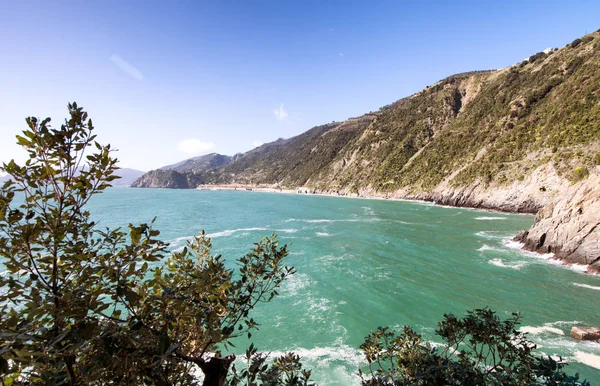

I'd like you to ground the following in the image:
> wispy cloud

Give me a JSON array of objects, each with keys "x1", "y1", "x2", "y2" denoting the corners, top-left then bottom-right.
[
  {"x1": 273, "y1": 104, "x2": 288, "y2": 121},
  {"x1": 339, "y1": 52, "x2": 344, "y2": 57},
  {"x1": 253, "y1": 140, "x2": 264, "y2": 148},
  {"x1": 110, "y1": 54, "x2": 144, "y2": 80},
  {"x1": 178, "y1": 139, "x2": 216, "y2": 155}
]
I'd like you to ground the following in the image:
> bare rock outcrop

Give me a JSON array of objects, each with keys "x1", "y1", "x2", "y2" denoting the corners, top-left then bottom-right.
[
  {"x1": 513, "y1": 172, "x2": 600, "y2": 273},
  {"x1": 402, "y1": 163, "x2": 570, "y2": 214}
]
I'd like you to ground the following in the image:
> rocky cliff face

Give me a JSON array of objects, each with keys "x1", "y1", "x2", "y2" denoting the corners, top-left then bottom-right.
[
  {"x1": 131, "y1": 169, "x2": 190, "y2": 189},
  {"x1": 514, "y1": 171, "x2": 600, "y2": 274}
]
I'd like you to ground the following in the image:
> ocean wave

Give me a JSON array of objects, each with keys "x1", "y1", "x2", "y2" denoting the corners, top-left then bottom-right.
[
  {"x1": 267, "y1": 344, "x2": 364, "y2": 369},
  {"x1": 519, "y1": 326, "x2": 565, "y2": 336},
  {"x1": 206, "y1": 229, "x2": 237, "y2": 238},
  {"x1": 286, "y1": 218, "x2": 381, "y2": 224},
  {"x1": 281, "y1": 272, "x2": 311, "y2": 297},
  {"x1": 518, "y1": 250, "x2": 589, "y2": 273},
  {"x1": 499, "y1": 238, "x2": 592, "y2": 274},
  {"x1": 516, "y1": 325, "x2": 600, "y2": 372},
  {"x1": 574, "y1": 351, "x2": 600, "y2": 370},
  {"x1": 478, "y1": 244, "x2": 503, "y2": 252},
  {"x1": 545, "y1": 320, "x2": 581, "y2": 326},
  {"x1": 206, "y1": 227, "x2": 297, "y2": 238},
  {"x1": 489, "y1": 258, "x2": 526, "y2": 270},
  {"x1": 362, "y1": 206, "x2": 375, "y2": 216},
  {"x1": 317, "y1": 254, "x2": 348, "y2": 266},
  {"x1": 316, "y1": 232, "x2": 331, "y2": 237},
  {"x1": 474, "y1": 216, "x2": 507, "y2": 221},
  {"x1": 225, "y1": 342, "x2": 363, "y2": 385},
  {"x1": 275, "y1": 228, "x2": 298, "y2": 233},
  {"x1": 307, "y1": 297, "x2": 332, "y2": 315},
  {"x1": 474, "y1": 230, "x2": 510, "y2": 240},
  {"x1": 573, "y1": 283, "x2": 600, "y2": 291},
  {"x1": 166, "y1": 235, "x2": 194, "y2": 246}
]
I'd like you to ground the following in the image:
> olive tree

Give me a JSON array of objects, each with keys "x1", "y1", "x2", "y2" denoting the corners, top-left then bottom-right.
[{"x1": 0, "y1": 103, "x2": 309, "y2": 386}]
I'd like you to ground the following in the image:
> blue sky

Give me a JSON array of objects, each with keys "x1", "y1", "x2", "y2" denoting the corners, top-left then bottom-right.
[{"x1": 1, "y1": 1, "x2": 599, "y2": 171}]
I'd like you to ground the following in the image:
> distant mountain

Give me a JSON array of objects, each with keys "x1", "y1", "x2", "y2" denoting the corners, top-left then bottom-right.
[
  {"x1": 113, "y1": 168, "x2": 145, "y2": 187},
  {"x1": 132, "y1": 153, "x2": 232, "y2": 188},
  {"x1": 0, "y1": 168, "x2": 144, "y2": 187},
  {"x1": 159, "y1": 153, "x2": 232, "y2": 173}
]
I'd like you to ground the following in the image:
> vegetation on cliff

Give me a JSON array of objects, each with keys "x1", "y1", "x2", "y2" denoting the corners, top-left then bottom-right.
[{"x1": 134, "y1": 30, "x2": 600, "y2": 197}]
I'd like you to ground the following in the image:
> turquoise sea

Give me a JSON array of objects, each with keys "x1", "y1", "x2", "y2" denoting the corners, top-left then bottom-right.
[{"x1": 89, "y1": 188, "x2": 600, "y2": 384}]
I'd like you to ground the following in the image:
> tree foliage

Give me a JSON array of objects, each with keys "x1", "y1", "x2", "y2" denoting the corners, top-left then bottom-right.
[
  {"x1": 358, "y1": 309, "x2": 589, "y2": 385},
  {"x1": 0, "y1": 103, "x2": 303, "y2": 385}
]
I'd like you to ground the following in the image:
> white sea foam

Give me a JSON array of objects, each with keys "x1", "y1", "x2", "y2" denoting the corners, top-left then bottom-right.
[
  {"x1": 307, "y1": 297, "x2": 332, "y2": 315},
  {"x1": 317, "y1": 254, "x2": 347, "y2": 266},
  {"x1": 574, "y1": 351, "x2": 600, "y2": 370},
  {"x1": 206, "y1": 229, "x2": 237, "y2": 238},
  {"x1": 316, "y1": 232, "x2": 331, "y2": 237},
  {"x1": 518, "y1": 322, "x2": 600, "y2": 372},
  {"x1": 281, "y1": 273, "x2": 311, "y2": 297},
  {"x1": 166, "y1": 235, "x2": 194, "y2": 246},
  {"x1": 502, "y1": 239, "x2": 527, "y2": 250},
  {"x1": 478, "y1": 244, "x2": 502, "y2": 252},
  {"x1": 362, "y1": 206, "x2": 375, "y2": 216},
  {"x1": 274, "y1": 228, "x2": 298, "y2": 233},
  {"x1": 474, "y1": 230, "x2": 508, "y2": 240},
  {"x1": 474, "y1": 216, "x2": 507, "y2": 221},
  {"x1": 228, "y1": 343, "x2": 363, "y2": 385},
  {"x1": 573, "y1": 283, "x2": 600, "y2": 291},
  {"x1": 205, "y1": 227, "x2": 291, "y2": 238},
  {"x1": 519, "y1": 326, "x2": 565, "y2": 336},
  {"x1": 489, "y1": 258, "x2": 526, "y2": 270},
  {"x1": 266, "y1": 344, "x2": 364, "y2": 368},
  {"x1": 545, "y1": 320, "x2": 581, "y2": 327},
  {"x1": 499, "y1": 238, "x2": 591, "y2": 274}
]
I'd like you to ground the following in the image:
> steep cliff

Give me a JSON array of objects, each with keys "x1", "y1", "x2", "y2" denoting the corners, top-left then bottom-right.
[{"x1": 514, "y1": 171, "x2": 600, "y2": 274}]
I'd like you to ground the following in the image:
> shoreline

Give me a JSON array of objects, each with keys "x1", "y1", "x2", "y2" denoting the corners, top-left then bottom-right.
[
  {"x1": 195, "y1": 184, "x2": 528, "y2": 215},
  {"x1": 195, "y1": 183, "x2": 600, "y2": 276}
]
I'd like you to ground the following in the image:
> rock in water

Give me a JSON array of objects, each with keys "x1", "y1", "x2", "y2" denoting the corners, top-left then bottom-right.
[{"x1": 572, "y1": 327, "x2": 600, "y2": 341}]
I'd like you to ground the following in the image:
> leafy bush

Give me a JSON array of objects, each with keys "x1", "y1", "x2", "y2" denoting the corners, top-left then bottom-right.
[
  {"x1": 570, "y1": 38, "x2": 583, "y2": 48},
  {"x1": 0, "y1": 104, "x2": 300, "y2": 386},
  {"x1": 358, "y1": 309, "x2": 589, "y2": 385},
  {"x1": 529, "y1": 51, "x2": 547, "y2": 63},
  {"x1": 573, "y1": 166, "x2": 590, "y2": 181}
]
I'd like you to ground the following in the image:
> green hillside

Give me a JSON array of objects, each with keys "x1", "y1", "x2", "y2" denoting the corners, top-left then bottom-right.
[{"x1": 134, "y1": 30, "x2": 600, "y2": 197}]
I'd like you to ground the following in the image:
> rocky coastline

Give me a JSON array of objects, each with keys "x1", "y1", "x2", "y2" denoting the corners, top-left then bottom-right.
[{"x1": 190, "y1": 168, "x2": 600, "y2": 275}]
